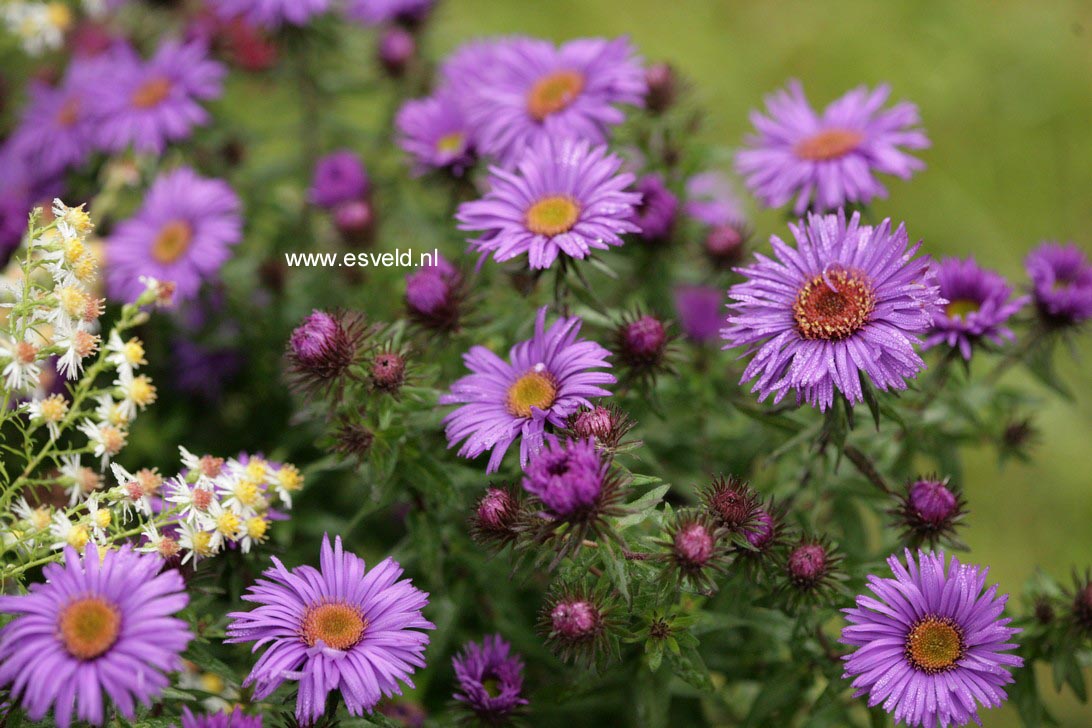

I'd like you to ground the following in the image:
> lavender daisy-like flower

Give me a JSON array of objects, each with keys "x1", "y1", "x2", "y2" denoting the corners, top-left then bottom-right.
[
  {"x1": 924, "y1": 257, "x2": 1028, "y2": 359},
  {"x1": 107, "y1": 167, "x2": 242, "y2": 303},
  {"x1": 180, "y1": 707, "x2": 263, "y2": 728},
  {"x1": 722, "y1": 210, "x2": 942, "y2": 411},
  {"x1": 8, "y1": 76, "x2": 94, "y2": 177},
  {"x1": 674, "y1": 285, "x2": 725, "y2": 344},
  {"x1": 95, "y1": 40, "x2": 225, "y2": 154},
  {"x1": 345, "y1": 0, "x2": 433, "y2": 26},
  {"x1": 211, "y1": 0, "x2": 330, "y2": 28},
  {"x1": 0, "y1": 545, "x2": 192, "y2": 728},
  {"x1": 457, "y1": 136, "x2": 640, "y2": 270},
  {"x1": 452, "y1": 634, "x2": 528, "y2": 723},
  {"x1": 309, "y1": 149, "x2": 369, "y2": 209},
  {"x1": 465, "y1": 36, "x2": 645, "y2": 164},
  {"x1": 736, "y1": 80, "x2": 929, "y2": 214},
  {"x1": 841, "y1": 549, "x2": 1022, "y2": 728},
  {"x1": 631, "y1": 173, "x2": 678, "y2": 242},
  {"x1": 1025, "y1": 241, "x2": 1092, "y2": 326},
  {"x1": 226, "y1": 534, "x2": 434, "y2": 724},
  {"x1": 395, "y1": 92, "x2": 474, "y2": 175},
  {"x1": 441, "y1": 307, "x2": 614, "y2": 472}
]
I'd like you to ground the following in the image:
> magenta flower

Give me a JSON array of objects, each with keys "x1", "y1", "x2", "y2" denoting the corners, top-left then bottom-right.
[
  {"x1": 309, "y1": 150, "x2": 369, "y2": 209},
  {"x1": 522, "y1": 436, "x2": 606, "y2": 518},
  {"x1": 924, "y1": 257, "x2": 1028, "y2": 359},
  {"x1": 457, "y1": 136, "x2": 640, "y2": 270},
  {"x1": 226, "y1": 535, "x2": 434, "y2": 724},
  {"x1": 463, "y1": 36, "x2": 646, "y2": 165},
  {"x1": 841, "y1": 550, "x2": 1022, "y2": 728},
  {"x1": 94, "y1": 40, "x2": 225, "y2": 154},
  {"x1": 441, "y1": 307, "x2": 614, "y2": 472},
  {"x1": 722, "y1": 211, "x2": 942, "y2": 411},
  {"x1": 452, "y1": 635, "x2": 528, "y2": 722},
  {"x1": 106, "y1": 167, "x2": 242, "y2": 303},
  {"x1": 0, "y1": 545, "x2": 192, "y2": 728},
  {"x1": 736, "y1": 80, "x2": 929, "y2": 214}
]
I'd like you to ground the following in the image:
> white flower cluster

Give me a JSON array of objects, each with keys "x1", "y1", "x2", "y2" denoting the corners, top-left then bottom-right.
[
  {"x1": 5, "y1": 446, "x2": 304, "y2": 567},
  {"x1": 0, "y1": 1, "x2": 73, "y2": 56}
]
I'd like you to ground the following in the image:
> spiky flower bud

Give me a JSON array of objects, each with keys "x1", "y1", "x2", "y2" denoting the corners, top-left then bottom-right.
[
  {"x1": 371, "y1": 351, "x2": 406, "y2": 393},
  {"x1": 893, "y1": 476, "x2": 967, "y2": 548},
  {"x1": 286, "y1": 310, "x2": 367, "y2": 397}
]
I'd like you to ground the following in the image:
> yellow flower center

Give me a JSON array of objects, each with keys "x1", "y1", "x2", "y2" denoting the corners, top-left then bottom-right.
[
  {"x1": 527, "y1": 69, "x2": 585, "y2": 121},
  {"x1": 131, "y1": 76, "x2": 172, "y2": 109},
  {"x1": 58, "y1": 285, "x2": 89, "y2": 318},
  {"x1": 234, "y1": 479, "x2": 262, "y2": 507},
  {"x1": 192, "y1": 530, "x2": 213, "y2": 555},
  {"x1": 945, "y1": 299, "x2": 981, "y2": 320},
  {"x1": 93, "y1": 509, "x2": 111, "y2": 529},
  {"x1": 506, "y1": 368, "x2": 557, "y2": 418},
  {"x1": 215, "y1": 511, "x2": 241, "y2": 538},
  {"x1": 525, "y1": 196, "x2": 581, "y2": 237},
  {"x1": 436, "y1": 131, "x2": 466, "y2": 154},
  {"x1": 245, "y1": 459, "x2": 268, "y2": 483},
  {"x1": 794, "y1": 128, "x2": 865, "y2": 161},
  {"x1": 278, "y1": 464, "x2": 303, "y2": 492},
  {"x1": 30, "y1": 507, "x2": 52, "y2": 531},
  {"x1": 245, "y1": 516, "x2": 269, "y2": 542},
  {"x1": 127, "y1": 375, "x2": 157, "y2": 408},
  {"x1": 47, "y1": 3, "x2": 73, "y2": 31},
  {"x1": 906, "y1": 616, "x2": 964, "y2": 673},
  {"x1": 67, "y1": 524, "x2": 90, "y2": 549},
  {"x1": 301, "y1": 602, "x2": 368, "y2": 650},
  {"x1": 123, "y1": 339, "x2": 146, "y2": 366},
  {"x1": 100, "y1": 425, "x2": 127, "y2": 455},
  {"x1": 199, "y1": 673, "x2": 225, "y2": 694},
  {"x1": 73, "y1": 254, "x2": 98, "y2": 283},
  {"x1": 39, "y1": 394, "x2": 68, "y2": 422},
  {"x1": 793, "y1": 268, "x2": 876, "y2": 341},
  {"x1": 58, "y1": 597, "x2": 121, "y2": 660},
  {"x1": 63, "y1": 236, "x2": 85, "y2": 265},
  {"x1": 151, "y1": 220, "x2": 193, "y2": 264}
]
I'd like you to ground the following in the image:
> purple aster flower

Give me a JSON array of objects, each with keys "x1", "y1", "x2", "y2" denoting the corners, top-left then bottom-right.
[
  {"x1": 672, "y1": 283, "x2": 725, "y2": 344},
  {"x1": 0, "y1": 544, "x2": 192, "y2": 728},
  {"x1": 464, "y1": 36, "x2": 645, "y2": 165},
  {"x1": 106, "y1": 167, "x2": 242, "y2": 303},
  {"x1": 345, "y1": 0, "x2": 433, "y2": 26},
  {"x1": 924, "y1": 257, "x2": 1028, "y2": 359},
  {"x1": 457, "y1": 136, "x2": 640, "y2": 270},
  {"x1": 452, "y1": 634, "x2": 529, "y2": 722},
  {"x1": 685, "y1": 171, "x2": 745, "y2": 227},
  {"x1": 438, "y1": 38, "x2": 517, "y2": 99},
  {"x1": 736, "y1": 80, "x2": 929, "y2": 214},
  {"x1": 841, "y1": 549, "x2": 1022, "y2": 728},
  {"x1": 395, "y1": 92, "x2": 474, "y2": 175},
  {"x1": 522, "y1": 436, "x2": 605, "y2": 518},
  {"x1": 722, "y1": 210, "x2": 942, "y2": 411},
  {"x1": 211, "y1": 0, "x2": 330, "y2": 28},
  {"x1": 8, "y1": 76, "x2": 95, "y2": 177},
  {"x1": 631, "y1": 173, "x2": 678, "y2": 242},
  {"x1": 441, "y1": 307, "x2": 615, "y2": 472},
  {"x1": 1025, "y1": 241, "x2": 1092, "y2": 326},
  {"x1": 309, "y1": 149, "x2": 369, "y2": 209},
  {"x1": 226, "y1": 534, "x2": 434, "y2": 724},
  {"x1": 173, "y1": 338, "x2": 244, "y2": 399},
  {"x1": 94, "y1": 40, "x2": 225, "y2": 154},
  {"x1": 405, "y1": 254, "x2": 463, "y2": 330},
  {"x1": 180, "y1": 707, "x2": 262, "y2": 728}
]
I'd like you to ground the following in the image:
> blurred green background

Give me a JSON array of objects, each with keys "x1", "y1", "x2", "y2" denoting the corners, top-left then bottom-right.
[{"x1": 430, "y1": 1, "x2": 1092, "y2": 725}]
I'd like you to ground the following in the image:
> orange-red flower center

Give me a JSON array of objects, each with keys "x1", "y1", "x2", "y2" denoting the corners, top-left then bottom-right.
[
  {"x1": 58, "y1": 597, "x2": 121, "y2": 660},
  {"x1": 151, "y1": 220, "x2": 193, "y2": 264},
  {"x1": 506, "y1": 369, "x2": 557, "y2": 418},
  {"x1": 301, "y1": 602, "x2": 367, "y2": 650},
  {"x1": 527, "y1": 70, "x2": 585, "y2": 121},
  {"x1": 794, "y1": 128, "x2": 865, "y2": 161},
  {"x1": 905, "y1": 616, "x2": 964, "y2": 673},
  {"x1": 792, "y1": 268, "x2": 876, "y2": 340},
  {"x1": 131, "y1": 76, "x2": 172, "y2": 109},
  {"x1": 525, "y1": 196, "x2": 580, "y2": 237}
]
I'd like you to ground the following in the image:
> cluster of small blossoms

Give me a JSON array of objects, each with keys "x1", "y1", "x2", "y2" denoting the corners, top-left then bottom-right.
[{"x1": 0, "y1": 1, "x2": 73, "y2": 56}]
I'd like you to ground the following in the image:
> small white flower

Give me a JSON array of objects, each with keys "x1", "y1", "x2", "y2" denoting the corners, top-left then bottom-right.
[
  {"x1": 106, "y1": 331, "x2": 147, "y2": 375},
  {"x1": 109, "y1": 462, "x2": 152, "y2": 520},
  {"x1": 177, "y1": 520, "x2": 218, "y2": 566},
  {"x1": 84, "y1": 494, "x2": 113, "y2": 540},
  {"x1": 79, "y1": 418, "x2": 127, "y2": 466},
  {"x1": 13, "y1": 498, "x2": 53, "y2": 542},
  {"x1": 199, "y1": 500, "x2": 244, "y2": 553},
  {"x1": 24, "y1": 393, "x2": 68, "y2": 440},
  {"x1": 113, "y1": 367, "x2": 157, "y2": 421},
  {"x1": 0, "y1": 334, "x2": 42, "y2": 392},
  {"x1": 54, "y1": 319, "x2": 100, "y2": 380},
  {"x1": 165, "y1": 476, "x2": 216, "y2": 524},
  {"x1": 137, "y1": 523, "x2": 182, "y2": 560},
  {"x1": 49, "y1": 511, "x2": 91, "y2": 551}
]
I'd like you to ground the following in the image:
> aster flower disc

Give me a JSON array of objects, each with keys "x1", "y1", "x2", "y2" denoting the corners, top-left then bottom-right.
[
  {"x1": 722, "y1": 210, "x2": 943, "y2": 411},
  {"x1": 841, "y1": 549, "x2": 1023, "y2": 728}
]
